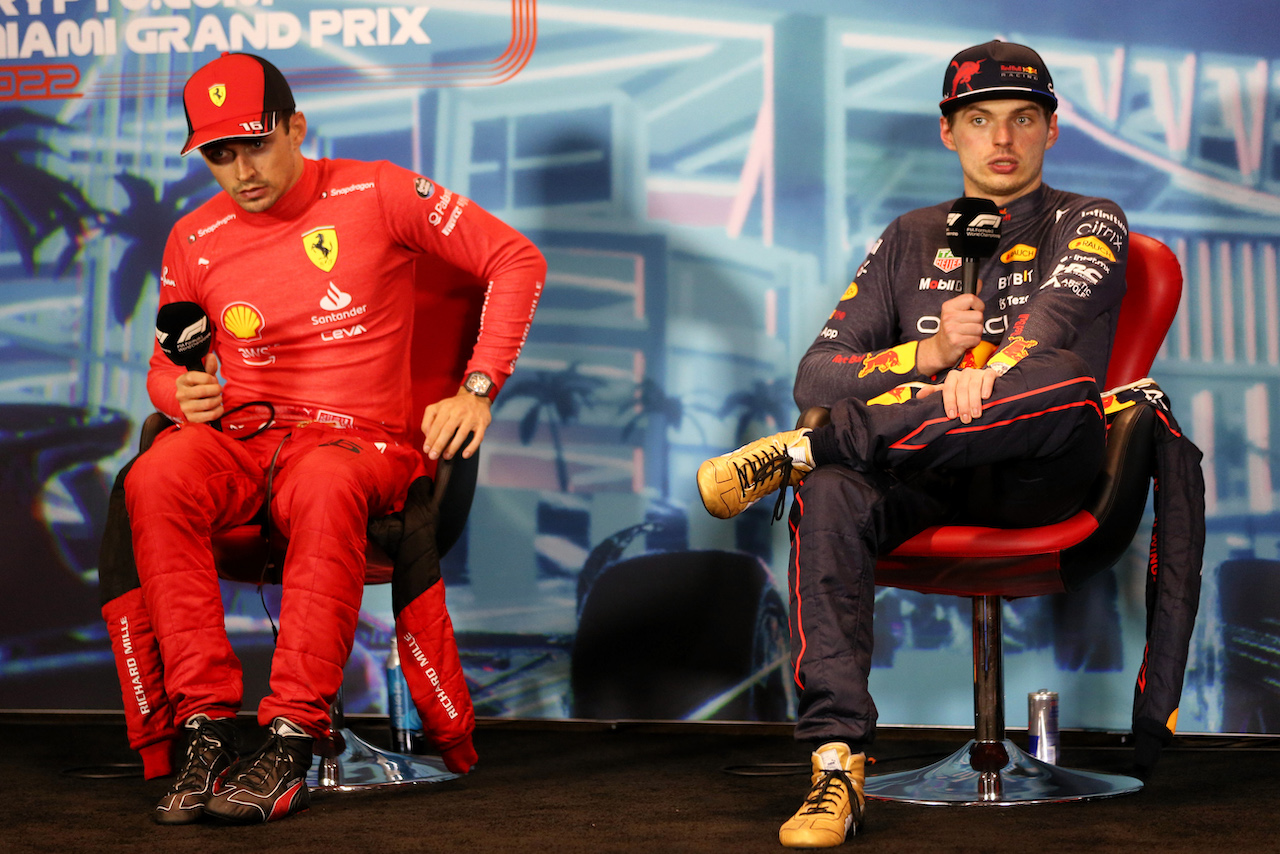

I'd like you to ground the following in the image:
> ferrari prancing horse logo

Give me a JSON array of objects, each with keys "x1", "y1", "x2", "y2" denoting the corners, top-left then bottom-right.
[
  {"x1": 303, "y1": 227, "x2": 339, "y2": 273},
  {"x1": 208, "y1": 84, "x2": 226, "y2": 107}
]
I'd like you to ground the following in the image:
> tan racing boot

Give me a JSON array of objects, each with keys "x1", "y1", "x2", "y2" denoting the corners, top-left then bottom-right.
[
  {"x1": 779, "y1": 742, "x2": 866, "y2": 848},
  {"x1": 697, "y1": 429, "x2": 813, "y2": 519}
]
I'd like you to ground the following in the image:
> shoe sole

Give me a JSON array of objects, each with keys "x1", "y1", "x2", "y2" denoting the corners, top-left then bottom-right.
[
  {"x1": 204, "y1": 782, "x2": 310, "y2": 824},
  {"x1": 696, "y1": 459, "x2": 747, "y2": 519}
]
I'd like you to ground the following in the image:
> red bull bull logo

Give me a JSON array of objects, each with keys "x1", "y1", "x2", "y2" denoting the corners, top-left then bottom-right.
[
  {"x1": 858, "y1": 348, "x2": 899, "y2": 378},
  {"x1": 868, "y1": 384, "x2": 920, "y2": 406},
  {"x1": 857, "y1": 343, "x2": 916, "y2": 379},
  {"x1": 957, "y1": 341, "x2": 997, "y2": 370},
  {"x1": 987, "y1": 335, "x2": 1039, "y2": 374},
  {"x1": 949, "y1": 59, "x2": 984, "y2": 96},
  {"x1": 999, "y1": 335, "x2": 1038, "y2": 362}
]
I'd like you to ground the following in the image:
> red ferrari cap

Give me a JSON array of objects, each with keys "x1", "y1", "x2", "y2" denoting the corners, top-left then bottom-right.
[{"x1": 181, "y1": 52, "x2": 295, "y2": 156}]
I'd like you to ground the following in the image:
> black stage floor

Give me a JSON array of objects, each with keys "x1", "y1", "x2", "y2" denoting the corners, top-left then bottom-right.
[{"x1": 4, "y1": 714, "x2": 1277, "y2": 853}]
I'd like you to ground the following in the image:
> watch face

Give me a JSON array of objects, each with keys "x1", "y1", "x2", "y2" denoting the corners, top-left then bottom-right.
[{"x1": 466, "y1": 372, "x2": 492, "y2": 396}]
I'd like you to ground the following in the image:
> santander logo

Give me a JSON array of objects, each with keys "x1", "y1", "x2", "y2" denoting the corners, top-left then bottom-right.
[{"x1": 320, "y1": 282, "x2": 352, "y2": 312}]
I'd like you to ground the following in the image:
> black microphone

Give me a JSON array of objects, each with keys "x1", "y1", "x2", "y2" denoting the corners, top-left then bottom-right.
[
  {"x1": 156, "y1": 301, "x2": 214, "y2": 371},
  {"x1": 946, "y1": 197, "x2": 1002, "y2": 295},
  {"x1": 155, "y1": 301, "x2": 221, "y2": 430}
]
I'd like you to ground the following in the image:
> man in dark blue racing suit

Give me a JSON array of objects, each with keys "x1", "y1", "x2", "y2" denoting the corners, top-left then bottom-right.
[{"x1": 697, "y1": 41, "x2": 1128, "y2": 848}]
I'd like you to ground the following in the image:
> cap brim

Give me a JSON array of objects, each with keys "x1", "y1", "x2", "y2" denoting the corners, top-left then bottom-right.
[
  {"x1": 181, "y1": 111, "x2": 280, "y2": 156},
  {"x1": 940, "y1": 87, "x2": 1057, "y2": 113}
]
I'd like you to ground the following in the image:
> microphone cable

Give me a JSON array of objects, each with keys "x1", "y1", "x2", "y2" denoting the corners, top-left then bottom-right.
[
  {"x1": 220, "y1": 400, "x2": 276, "y2": 441},
  {"x1": 256, "y1": 425, "x2": 291, "y2": 644}
]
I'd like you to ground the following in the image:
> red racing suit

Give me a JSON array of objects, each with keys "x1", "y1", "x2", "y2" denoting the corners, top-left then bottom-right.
[{"x1": 101, "y1": 157, "x2": 544, "y2": 776}]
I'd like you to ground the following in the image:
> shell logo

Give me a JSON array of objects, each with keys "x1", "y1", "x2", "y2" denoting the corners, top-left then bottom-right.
[{"x1": 222, "y1": 302, "x2": 266, "y2": 342}]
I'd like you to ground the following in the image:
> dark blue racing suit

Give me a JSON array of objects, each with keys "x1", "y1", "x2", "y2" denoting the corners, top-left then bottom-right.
[{"x1": 788, "y1": 184, "x2": 1128, "y2": 747}]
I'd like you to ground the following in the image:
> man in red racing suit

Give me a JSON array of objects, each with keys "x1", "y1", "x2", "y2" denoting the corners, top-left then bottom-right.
[
  {"x1": 97, "y1": 52, "x2": 545, "y2": 825},
  {"x1": 697, "y1": 41, "x2": 1129, "y2": 848}
]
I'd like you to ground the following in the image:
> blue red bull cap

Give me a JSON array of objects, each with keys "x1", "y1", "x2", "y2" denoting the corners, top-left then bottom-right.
[{"x1": 940, "y1": 40, "x2": 1057, "y2": 115}]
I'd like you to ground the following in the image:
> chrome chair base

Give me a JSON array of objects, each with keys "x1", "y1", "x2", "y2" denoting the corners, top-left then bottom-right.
[
  {"x1": 309, "y1": 727, "x2": 459, "y2": 792},
  {"x1": 863, "y1": 738, "x2": 1143, "y2": 806}
]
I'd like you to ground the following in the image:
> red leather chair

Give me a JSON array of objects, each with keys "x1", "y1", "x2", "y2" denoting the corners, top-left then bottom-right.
[
  {"x1": 137, "y1": 255, "x2": 486, "y2": 792},
  {"x1": 805, "y1": 233, "x2": 1183, "y2": 804}
]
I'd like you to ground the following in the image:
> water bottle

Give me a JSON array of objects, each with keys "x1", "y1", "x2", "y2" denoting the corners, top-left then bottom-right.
[{"x1": 386, "y1": 642, "x2": 424, "y2": 753}]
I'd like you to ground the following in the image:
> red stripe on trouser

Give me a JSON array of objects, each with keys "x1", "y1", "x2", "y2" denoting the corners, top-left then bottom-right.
[
  {"x1": 396, "y1": 582, "x2": 477, "y2": 773},
  {"x1": 789, "y1": 491, "x2": 807, "y2": 691},
  {"x1": 889, "y1": 376, "x2": 1101, "y2": 450},
  {"x1": 101, "y1": 587, "x2": 176, "y2": 779}
]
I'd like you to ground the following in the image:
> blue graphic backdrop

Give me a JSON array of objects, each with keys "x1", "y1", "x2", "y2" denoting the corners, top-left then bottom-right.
[{"x1": 2, "y1": 0, "x2": 1278, "y2": 737}]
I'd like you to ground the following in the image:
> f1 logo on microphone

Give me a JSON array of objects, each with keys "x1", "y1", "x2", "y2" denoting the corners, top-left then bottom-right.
[
  {"x1": 969, "y1": 213, "x2": 1002, "y2": 229},
  {"x1": 177, "y1": 317, "x2": 208, "y2": 344}
]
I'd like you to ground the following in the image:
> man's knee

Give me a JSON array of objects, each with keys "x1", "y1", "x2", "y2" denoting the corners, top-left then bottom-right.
[{"x1": 793, "y1": 467, "x2": 882, "y2": 532}]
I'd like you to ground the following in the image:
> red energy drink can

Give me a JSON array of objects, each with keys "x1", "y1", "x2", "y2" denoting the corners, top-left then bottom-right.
[{"x1": 1028, "y1": 690, "x2": 1059, "y2": 764}]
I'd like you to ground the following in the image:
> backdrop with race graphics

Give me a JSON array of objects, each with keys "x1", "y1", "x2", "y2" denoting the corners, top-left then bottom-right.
[{"x1": 3, "y1": 0, "x2": 1278, "y2": 738}]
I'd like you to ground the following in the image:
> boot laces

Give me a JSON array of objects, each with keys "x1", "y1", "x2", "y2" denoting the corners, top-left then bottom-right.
[
  {"x1": 800, "y1": 768, "x2": 853, "y2": 816},
  {"x1": 732, "y1": 445, "x2": 795, "y2": 521},
  {"x1": 173, "y1": 722, "x2": 227, "y2": 791},
  {"x1": 232, "y1": 732, "x2": 298, "y2": 788}
]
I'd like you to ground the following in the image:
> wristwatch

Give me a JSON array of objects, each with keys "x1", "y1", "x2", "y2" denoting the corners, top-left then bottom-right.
[{"x1": 463, "y1": 371, "x2": 494, "y2": 399}]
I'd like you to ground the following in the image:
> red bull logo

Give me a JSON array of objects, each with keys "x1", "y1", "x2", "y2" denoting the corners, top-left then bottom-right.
[
  {"x1": 868, "y1": 384, "x2": 917, "y2": 406},
  {"x1": 999, "y1": 335, "x2": 1038, "y2": 362},
  {"x1": 858, "y1": 349, "x2": 899, "y2": 377},
  {"x1": 987, "y1": 335, "x2": 1038, "y2": 374},
  {"x1": 957, "y1": 341, "x2": 997, "y2": 370},
  {"x1": 949, "y1": 59, "x2": 984, "y2": 96},
  {"x1": 857, "y1": 344, "x2": 916, "y2": 378}
]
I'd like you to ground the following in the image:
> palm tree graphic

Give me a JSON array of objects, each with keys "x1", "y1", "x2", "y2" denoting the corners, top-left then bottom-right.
[
  {"x1": 719, "y1": 377, "x2": 795, "y2": 444},
  {"x1": 619, "y1": 376, "x2": 709, "y2": 499},
  {"x1": 0, "y1": 107, "x2": 96, "y2": 275},
  {"x1": 496, "y1": 364, "x2": 606, "y2": 492},
  {"x1": 99, "y1": 167, "x2": 216, "y2": 324}
]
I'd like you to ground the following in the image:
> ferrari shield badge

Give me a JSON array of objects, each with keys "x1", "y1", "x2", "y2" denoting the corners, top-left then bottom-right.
[{"x1": 303, "y1": 227, "x2": 339, "y2": 273}]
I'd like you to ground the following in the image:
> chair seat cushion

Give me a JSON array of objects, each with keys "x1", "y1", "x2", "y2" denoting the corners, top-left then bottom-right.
[{"x1": 875, "y1": 511, "x2": 1100, "y2": 597}]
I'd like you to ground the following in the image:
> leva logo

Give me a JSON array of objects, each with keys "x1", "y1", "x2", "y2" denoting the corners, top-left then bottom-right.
[{"x1": 303, "y1": 227, "x2": 339, "y2": 272}]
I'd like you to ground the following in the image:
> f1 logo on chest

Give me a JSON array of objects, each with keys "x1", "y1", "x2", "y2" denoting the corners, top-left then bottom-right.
[{"x1": 303, "y1": 227, "x2": 339, "y2": 272}]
